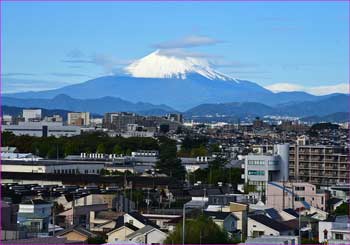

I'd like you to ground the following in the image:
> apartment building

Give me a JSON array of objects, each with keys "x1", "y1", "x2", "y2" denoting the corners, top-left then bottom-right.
[
  {"x1": 67, "y1": 112, "x2": 90, "y2": 126},
  {"x1": 103, "y1": 112, "x2": 182, "y2": 132},
  {"x1": 289, "y1": 139, "x2": 349, "y2": 186},
  {"x1": 103, "y1": 112, "x2": 141, "y2": 131},
  {"x1": 266, "y1": 181, "x2": 328, "y2": 211}
]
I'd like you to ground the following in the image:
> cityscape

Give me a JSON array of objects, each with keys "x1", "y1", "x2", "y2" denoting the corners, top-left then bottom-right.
[{"x1": 1, "y1": 1, "x2": 349, "y2": 245}]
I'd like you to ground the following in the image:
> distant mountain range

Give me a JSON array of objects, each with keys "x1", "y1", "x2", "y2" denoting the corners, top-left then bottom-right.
[
  {"x1": 300, "y1": 112, "x2": 349, "y2": 123},
  {"x1": 2, "y1": 94, "x2": 176, "y2": 116},
  {"x1": 185, "y1": 94, "x2": 349, "y2": 118},
  {"x1": 1, "y1": 105, "x2": 73, "y2": 121},
  {"x1": 4, "y1": 50, "x2": 342, "y2": 111},
  {"x1": 2, "y1": 93, "x2": 348, "y2": 122},
  {"x1": 2, "y1": 50, "x2": 348, "y2": 121}
]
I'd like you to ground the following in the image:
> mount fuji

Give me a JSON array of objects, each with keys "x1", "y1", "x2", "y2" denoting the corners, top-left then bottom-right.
[{"x1": 4, "y1": 50, "x2": 335, "y2": 111}]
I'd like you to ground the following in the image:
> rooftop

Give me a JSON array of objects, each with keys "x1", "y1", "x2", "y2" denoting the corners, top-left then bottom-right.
[{"x1": 249, "y1": 214, "x2": 293, "y2": 232}]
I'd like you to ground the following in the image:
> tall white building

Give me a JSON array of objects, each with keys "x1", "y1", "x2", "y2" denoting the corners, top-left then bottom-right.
[
  {"x1": 242, "y1": 144, "x2": 289, "y2": 191},
  {"x1": 23, "y1": 109, "x2": 42, "y2": 122}
]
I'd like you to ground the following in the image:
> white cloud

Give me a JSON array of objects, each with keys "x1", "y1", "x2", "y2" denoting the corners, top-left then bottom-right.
[
  {"x1": 155, "y1": 35, "x2": 221, "y2": 49},
  {"x1": 265, "y1": 82, "x2": 349, "y2": 95}
]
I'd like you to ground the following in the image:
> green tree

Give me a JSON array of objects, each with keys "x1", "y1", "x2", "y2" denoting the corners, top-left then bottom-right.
[
  {"x1": 334, "y1": 202, "x2": 349, "y2": 215},
  {"x1": 190, "y1": 145, "x2": 208, "y2": 157},
  {"x1": 156, "y1": 137, "x2": 185, "y2": 179},
  {"x1": 113, "y1": 144, "x2": 123, "y2": 154},
  {"x1": 188, "y1": 157, "x2": 243, "y2": 186},
  {"x1": 87, "y1": 236, "x2": 106, "y2": 244},
  {"x1": 164, "y1": 214, "x2": 235, "y2": 244},
  {"x1": 64, "y1": 142, "x2": 79, "y2": 156},
  {"x1": 96, "y1": 143, "x2": 106, "y2": 153},
  {"x1": 209, "y1": 143, "x2": 221, "y2": 153}
]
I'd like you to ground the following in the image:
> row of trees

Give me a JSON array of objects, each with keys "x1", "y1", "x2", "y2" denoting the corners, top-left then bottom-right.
[
  {"x1": 164, "y1": 214, "x2": 238, "y2": 244},
  {"x1": 188, "y1": 157, "x2": 243, "y2": 186},
  {"x1": 177, "y1": 135, "x2": 210, "y2": 157},
  {"x1": 2, "y1": 131, "x2": 158, "y2": 158}
]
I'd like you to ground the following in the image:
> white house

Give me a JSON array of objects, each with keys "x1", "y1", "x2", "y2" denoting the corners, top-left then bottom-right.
[
  {"x1": 203, "y1": 211, "x2": 238, "y2": 233},
  {"x1": 319, "y1": 216, "x2": 350, "y2": 244},
  {"x1": 106, "y1": 213, "x2": 166, "y2": 244},
  {"x1": 126, "y1": 225, "x2": 167, "y2": 244}
]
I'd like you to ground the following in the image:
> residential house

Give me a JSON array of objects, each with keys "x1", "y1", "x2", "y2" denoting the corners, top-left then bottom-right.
[
  {"x1": 327, "y1": 198, "x2": 344, "y2": 212},
  {"x1": 229, "y1": 202, "x2": 248, "y2": 240},
  {"x1": 319, "y1": 216, "x2": 350, "y2": 244},
  {"x1": 17, "y1": 199, "x2": 52, "y2": 237},
  {"x1": 126, "y1": 225, "x2": 167, "y2": 244},
  {"x1": 89, "y1": 210, "x2": 122, "y2": 233},
  {"x1": 247, "y1": 214, "x2": 295, "y2": 238},
  {"x1": 107, "y1": 218, "x2": 139, "y2": 243},
  {"x1": 203, "y1": 211, "x2": 238, "y2": 234},
  {"x1": 244, "y1": 235, "x2": 299, "y2": 244},
  {"x1": 106, "y1": 212, "x2": 163, "y2": 244},
  {"x1": 266, "y1": 181, "x2": 328, "y2": 211},
  {"x1": 56, "y1": 225, "x2": 97, "y2": 242}
]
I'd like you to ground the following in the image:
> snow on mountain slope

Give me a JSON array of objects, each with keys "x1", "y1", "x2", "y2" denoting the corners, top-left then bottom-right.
[{"x1": 125, "y1": 50, "x2": 237, "y2": 81}]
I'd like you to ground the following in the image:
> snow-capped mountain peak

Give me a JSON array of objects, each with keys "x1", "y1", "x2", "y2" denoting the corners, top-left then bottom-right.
[{"x1": 124, "y1": 50, "x2": 236, "y2": 81}]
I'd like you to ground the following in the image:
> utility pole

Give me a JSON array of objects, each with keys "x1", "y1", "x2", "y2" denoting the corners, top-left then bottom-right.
[
  {"x1": 292, "y1": 182, "x2": 295, "y2": 209},
  {"x1": 299, "y1": 209, "x2": 301, "y2": 244},
  {"x1": 52, "y1": 206, "x2": 55, "y2": 236},
  {"x1": 146, "y1": 188, "x2": 150, "y2": 213},
  {"x1": 182, "y1": 204, "x2": 186, "y2": 245},
  {"x1": 129, "y1": 181, "x2": 133, "y2": 212},
  {"x1": 282, "y1": 180, "x2": 285, "y2": 210}
]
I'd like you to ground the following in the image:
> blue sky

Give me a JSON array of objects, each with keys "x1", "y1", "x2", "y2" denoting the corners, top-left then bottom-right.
[{"x1": 1, "y1": 1, "x2": 349, "y2": 94}]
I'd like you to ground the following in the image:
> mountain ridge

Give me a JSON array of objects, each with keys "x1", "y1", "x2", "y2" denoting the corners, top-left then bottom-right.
[
  {"x1": 2, "y1": 93, "x2": 348, "y2": 119},
  {"x1": 3, "y1": 51, "x2": 348, "y2": 110},
  {"x1": 2, "y1": 94, "x2": 176, "y2": 115}
]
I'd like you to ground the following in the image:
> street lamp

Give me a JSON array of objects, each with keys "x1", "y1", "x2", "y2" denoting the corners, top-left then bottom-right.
[{"x1": 182, "y1": 204, "x2": 187, "y2": 245}]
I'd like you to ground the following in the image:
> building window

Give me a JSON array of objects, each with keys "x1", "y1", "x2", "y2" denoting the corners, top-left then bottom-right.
[
  {"x1": 335, "y1": 233, "x2": 344, "y2": 240},
  {"x1": 295, "y1": 196, "x2": 305, "y2": 201},
  {"x1": 295, "y1": 186, "x2": 305, "y2": 191},
  {"x1": 248, "y1": 160, "x2": 266, "y2": 165},
  {"x1": 248, "y1": 170, "x2": 265, "y2": 176}
]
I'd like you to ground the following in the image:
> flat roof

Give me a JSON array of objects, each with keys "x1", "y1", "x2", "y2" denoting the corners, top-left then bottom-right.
[{"x1": 2, "y1": 159, "x2": 105, "y2": 166}]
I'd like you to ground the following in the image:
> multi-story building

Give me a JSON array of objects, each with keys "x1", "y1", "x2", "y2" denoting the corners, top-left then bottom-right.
[
  {"x1": 103, "y1": 112, "x2": 141, "y2": 131},
  {"x1": 289, "y1": 139, "x2": 349, "y2": 186},
  {"x1": 242, "y1": 144, "x2": 289, "y2": 191},
  {"x1": 166, "y1": 113, "x2": 183, "y2": 123},
  {"x1": 103, "y1": 112, "x2": 182, "y2": 132},
  {"x1": 266, "y1": 181, "x2": 328, "y2": 211},
  {"x1": 1, "y1": 115, "x2": 13, "y2": 125},
  {"x1": 2, "y1": 121, "x2": 81, "y2": 137},
  {"x1": 43, "y1": 115, "x2": 63, "y2": 123},
  {"x1": 22, "y1": 109, "x2": 42, "y2": 122},
  {"x1": 17, "y1": 199, "x2": 52, "y2": 237},
  {"x1": 67, "y1": 112, "x2": 90, "y2": 126},
  {"x1": 2, "y1": 159, "x2": 105, "y2": 175}
]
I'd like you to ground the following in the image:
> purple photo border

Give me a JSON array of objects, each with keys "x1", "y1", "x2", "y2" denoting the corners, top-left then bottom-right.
[{"x1": 0, "y1": 0, "x2": 349, "y2": 245}]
